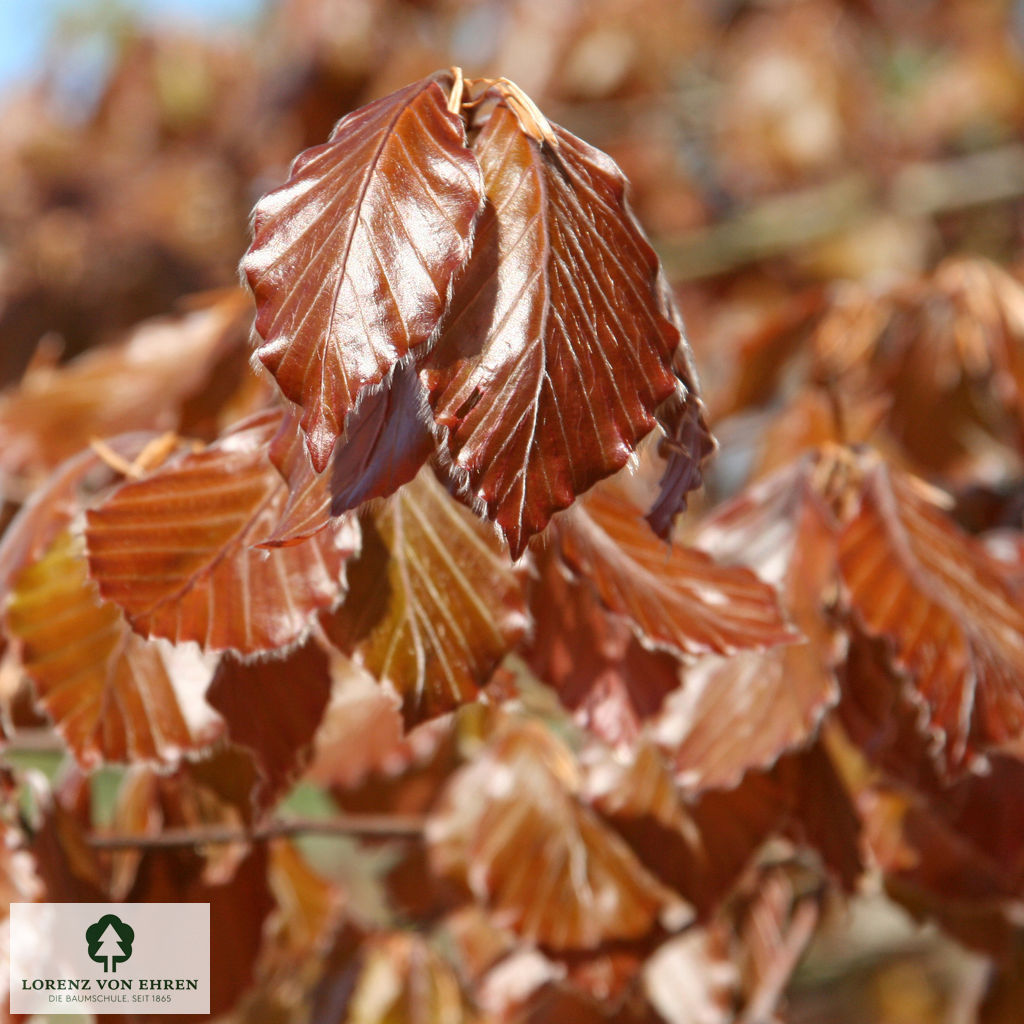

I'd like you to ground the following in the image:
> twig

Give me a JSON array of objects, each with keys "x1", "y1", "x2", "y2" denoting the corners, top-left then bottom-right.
[
  {"x1": 656, "y1": 143, "x2": 1024, "y2": 280},
  {"x1": 87, "y1": 814, "x2": 427, "y2": 849}
]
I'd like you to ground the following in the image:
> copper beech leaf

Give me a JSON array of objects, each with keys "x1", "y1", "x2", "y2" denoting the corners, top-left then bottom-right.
[
  {"x1": 556, "y1": 486, "x2": 796, "y2": 658},
  {"x1": 242, "y1": 71, "x2": 484, "y2": 472},
  {"x1": 655, "y1": 462, "x2": 843, "y2": 791},
  {"x1": 321, "y1": 468, "x2": 528, "y2": 727},
  {"x1": 525, "y1": 551, "x2": 682, "y2": 747},
  {"x1": 428, "y1": 721, "x2": 670, "y2": 950},
  {"x1": 424, "y1": 101, "x2": 681, "y2": 557},
  {"x1": 5, "y1": 530, "x2": 221, "y2": 768},
  {"x1": 85, "y1": 410, "x2": 359, "y2": 655},
  {"x1": 839, "y1": 461, "x2": 1024, "y2": 765}
]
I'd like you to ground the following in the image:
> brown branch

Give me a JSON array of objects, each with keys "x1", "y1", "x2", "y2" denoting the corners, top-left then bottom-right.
[
  {"x1": 87, "y1": 814, "x2": 427, "y2": 850},
  {"x1": 656, "y1": 143, "x2": 1024, "y2": 280}
]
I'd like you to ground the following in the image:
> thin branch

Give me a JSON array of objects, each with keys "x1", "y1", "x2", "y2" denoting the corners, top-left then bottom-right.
[
  {"x1": 87, "y1": 814, "x2": 427, "y2": 850},
  {"x1": 656, "y1": 143, "x2": 1024, "y2": 280}
]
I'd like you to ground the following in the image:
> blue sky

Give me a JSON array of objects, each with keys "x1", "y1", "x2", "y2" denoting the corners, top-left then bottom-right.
[{"x1": 0, "y1": 0, "x2": 264, "y2": 97}]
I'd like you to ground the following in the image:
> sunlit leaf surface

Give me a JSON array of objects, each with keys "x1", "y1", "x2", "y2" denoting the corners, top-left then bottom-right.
[
  {"x1": 839, "y1": 462, "x2": 1024, "y2": 764},
  {"x1": 322, "y1": 468, "x2": 527, "y2": 726},
  {"x1": 243, "y1": 71, "x2": 483, "y2": 471},
  {"x1": 424, "y1": 103, "x2": 682, "y2": 556},
  {"x1": 557, "y1": 486, "x2": 795, "y2": 658},
  {"x1": 86, "y1": 410, "x2": 359, "y2": 654},
  {"x1": 6, "y1": 530, "x2": 221, "y2": 767},
  {"x1": 429, "y1": 722, "x2": 669, "y2": 949}
]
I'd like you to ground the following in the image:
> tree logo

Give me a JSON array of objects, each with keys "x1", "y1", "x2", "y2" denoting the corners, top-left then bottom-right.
[{"x1": 85, "y1": 914, "x2": 134, "y2": 973}]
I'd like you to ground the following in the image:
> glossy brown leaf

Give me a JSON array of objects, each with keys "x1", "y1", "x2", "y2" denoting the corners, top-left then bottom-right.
[
  {"x1": 425, "y1": 102, "x2": 681, "y2": 557},
  {"x1": 557, "y1": 485, "x2": 796, "y2": 658},
  {"x1": 839, "y1": 461, "x2": 1024, "y2": 764},
  {"x1": 428, "y1": 721, "x2": 670, "y2": 950},
  {"x1": 321, "y1": 468, "x2": 527, "y2": 727},
  {"x1": 655, "y1": 463, "x2": 842, "y2": 791},
  {"x1": 206, "y1": 638, "x2": 333, "y2": 802},
  {"x1": 243, "y1": 71, "x2": 484, "y2": 471},
  {"x1": 5, "y1": 530, "x2": 221, "y2": 768},
  {"x1": 85, "y1": 410, "x2": 359, "y2": 654}
]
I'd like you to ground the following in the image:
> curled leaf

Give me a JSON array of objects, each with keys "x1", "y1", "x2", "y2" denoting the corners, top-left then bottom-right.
[{"x1": 557, "y1": 486, "x2": 796, "y2": 658}]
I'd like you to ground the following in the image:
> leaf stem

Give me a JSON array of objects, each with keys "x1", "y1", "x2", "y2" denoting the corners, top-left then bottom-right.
[{"x1": 87, "y1": 814, "x2": 427, "y2": 849}]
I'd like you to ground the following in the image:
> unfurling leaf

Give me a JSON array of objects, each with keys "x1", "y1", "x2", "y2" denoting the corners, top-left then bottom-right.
[
  {"x1": 242, "y1": 71, "x2": 484, "y2": 471},
  {"x1": 839, "y1": 461, "x2": 1024, "y2": 765},
  {"x1": 321, "y1": 468, "x2": 527, "y2": 727},
  {"x1": 428, "y1": 722, "x2": 670, "y2": 949},
  {"x1": 86, "y1": 410, "x2": 359, "y2": 655},
  {"x1": 425, "y1": 102, "x2": 681, "y2": 557},
  {"x1": 263, "y1": 366, "x2": 434, "y2": 547},
  {"x1": 556, "y1": 486, "x2": 796, "y2": 658},
  {"x1": 6, "y1": 530, "x2": 221, "y2": 767}
]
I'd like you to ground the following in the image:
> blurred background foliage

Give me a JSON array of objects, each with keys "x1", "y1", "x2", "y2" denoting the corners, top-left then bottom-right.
[{"x1": 2, "y1": 2, "x2": 1023, "y2": 1021}]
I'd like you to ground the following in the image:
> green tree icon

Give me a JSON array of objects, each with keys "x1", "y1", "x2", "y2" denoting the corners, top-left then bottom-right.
[{"x1": 86, "y1": 915, "x2": 134, "y2": 973}]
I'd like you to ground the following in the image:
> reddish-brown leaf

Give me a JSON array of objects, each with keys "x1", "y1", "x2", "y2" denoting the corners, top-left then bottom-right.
[
  {"x1": 655, "y1": 463, "x2": 842, "y2": 791},
  {"x1": 839, "y1": 461, "x2": 1024, "y2": 764},
  {"x1": 85, "y1": 410, "x2": 359, "y2": 654},
  {"x1": 206, "y1": 638, "x2": 333, "y2": 803},
  {"x1": 556, "y1": 485, "x2": 796, "y2": 658},
  {"x1": 424, "y1": 102, "x2": 681, "y2": 557},
  {"x1": 242, "y1": 71, "x2": 484, "y2": 471},
  {"x1": 525, "y1": 550, "x2": 682, "y2": 747},
  {"x1": 321, "y1": 468, "x2": 527, "y2": 727},
  {"x1": 5, "y1": 530, "x2": 221, "y2": 768},
  {"x1": 263, "y1": 366, "x2": 434, "y2": 547},
  {"x1": 645, "y1": 290, "x2": 716, "y2": 538},
  {"x1": 428, "y1": 721, "x2": 670, "y2": 950}
]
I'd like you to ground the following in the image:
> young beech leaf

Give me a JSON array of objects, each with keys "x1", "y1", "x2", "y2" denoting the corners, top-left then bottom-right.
[
  {"x1": 839, "y1": 461, "x2": 1024, "y2": 765},
  {"x1": 655, "y1": 463, "x2": 843, "y2": 792},
  {"x1": 428, "y1": 722, "x2": 671, "y2": 950},
  {"x1": 424, "y1": 102, "x2": 681, "y2": 558},
  {"x1": 5, "y1": 530, "x2": 221, "y2": 768},
  {"x1": 85, "y1": 409, "x2": 359, "y2": 655},
  {"x1": 242, "y1": 71, "x2": 484, "y2": 472},
  {"x1": 320, "y1": 468, "x2": 527, "y2": 727},
  {"x1": 556, "y1": 486, "x2": 796, "y2": 658}
]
